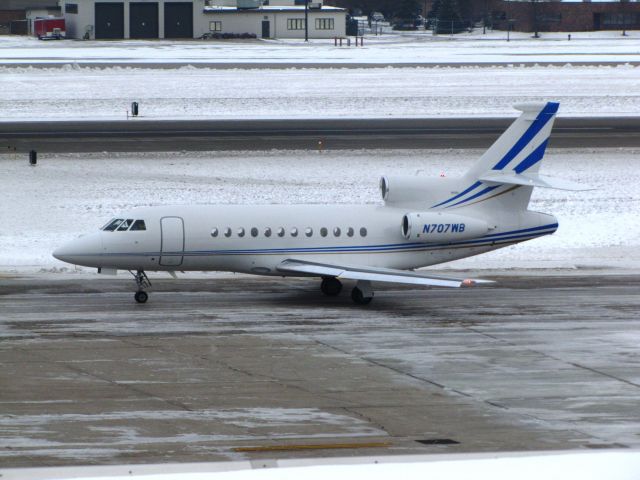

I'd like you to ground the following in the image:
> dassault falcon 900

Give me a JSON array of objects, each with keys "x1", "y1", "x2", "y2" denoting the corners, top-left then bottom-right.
[{"x1": 53, "y1": 102, "x2": 586, "y2": 305}]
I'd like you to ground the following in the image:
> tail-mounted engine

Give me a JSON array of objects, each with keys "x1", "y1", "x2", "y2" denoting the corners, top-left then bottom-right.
[
  {"x1": 381, "y1": 175, "x2": 459, "y2": 206},
  {"x1": 401, "y1": 212, "x2": 490, "y2": 242}
]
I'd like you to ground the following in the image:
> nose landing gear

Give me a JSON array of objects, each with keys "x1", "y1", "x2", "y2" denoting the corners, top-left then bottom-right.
[{"x1": 130, "y1": 270, "x2": 151, "y2": 303}]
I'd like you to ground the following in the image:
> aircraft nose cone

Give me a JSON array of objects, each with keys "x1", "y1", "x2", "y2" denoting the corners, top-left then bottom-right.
[{"x1": 53, "y1": 233, "x2": 103, "y2": 266}]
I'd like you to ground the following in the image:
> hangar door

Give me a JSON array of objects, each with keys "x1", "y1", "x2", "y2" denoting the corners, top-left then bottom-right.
[
  {"x1": 164, "y1": 2, "x2": 193, "y2": 38},
  {"x1": 130, "y1": 2, "x2": 158, "y2": 39},
  {"x1": 95, "y1": 2, "x2": 124, "y2": 39}
]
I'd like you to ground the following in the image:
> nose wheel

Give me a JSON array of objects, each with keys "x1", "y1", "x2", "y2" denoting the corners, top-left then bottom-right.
[
  {"x1": 129, "y1": 270, "x2": 151, "y2": 304},
  {"x1": 134, "y1": 290, "x2": 148, "y2": 303}
]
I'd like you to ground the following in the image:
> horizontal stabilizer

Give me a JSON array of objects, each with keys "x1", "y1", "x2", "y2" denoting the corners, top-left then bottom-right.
[
  {"x1": 479, "y1": 171, "x2": 593, "y2": 191},
  {"x1": 277, "y1": 259, "x2": 493, "y2": 288}
]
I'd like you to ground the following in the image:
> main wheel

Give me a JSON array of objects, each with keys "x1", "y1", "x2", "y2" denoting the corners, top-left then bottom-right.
[
  {"x1": 134, "y1": 291, "x2": 148, "y2": 304},
  {"x1": 320, "y1": 277, "x2": 342, "y2": 296},
  {"x1": 351, "y1": 286, "x2": 373, "y2": 305}
]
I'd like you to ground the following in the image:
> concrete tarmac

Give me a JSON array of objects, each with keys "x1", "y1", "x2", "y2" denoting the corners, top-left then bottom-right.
[{"x1": 1, "y1": 272, "x2": 639, "y2": 467}]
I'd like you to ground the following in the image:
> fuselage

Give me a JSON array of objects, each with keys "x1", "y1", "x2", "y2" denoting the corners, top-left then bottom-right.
[{"x1": 53, "y1": 203, "x2": 558, "y2": 275}]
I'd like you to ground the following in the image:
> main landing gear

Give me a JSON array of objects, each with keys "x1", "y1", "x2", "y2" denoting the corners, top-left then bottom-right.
[
  {"x1": 320, "y1": 277, "x2": 374, "y2": 305},
  {"x1": 320, "y1": 276, "x2": 342, "y2": 296},
  {"x1": 351, "y1": 280, "x2": 374, "y2": 305},
  {"x1": 130, "y1": 270, "x2": 151, "y2": 304}
]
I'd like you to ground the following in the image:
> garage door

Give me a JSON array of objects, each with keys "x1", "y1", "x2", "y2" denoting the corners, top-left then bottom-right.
[
  {"x1": 95, "y1": 2, "x2": 124, "y2": 39},
  {"x1": 130, "y1": 2, "x2": 158, "y2": 39},
  {"x1": 164, "y1": 2, "x2": 192, "y2": 38}
]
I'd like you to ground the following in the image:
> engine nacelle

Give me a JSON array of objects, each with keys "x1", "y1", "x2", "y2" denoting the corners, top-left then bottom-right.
[
  {"x1": 401, "y1": 212, "x2": 490, "y2": 242},
  {"x1": 380, "y1": 175, "x2": 460, "y2": 205}
]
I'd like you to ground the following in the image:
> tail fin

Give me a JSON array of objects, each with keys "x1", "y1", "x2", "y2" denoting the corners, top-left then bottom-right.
[
  {"x1": 466, "y1": 102, "x2": 559, "y2": 179},
  {"x1": 432, "y1": 102, "x2": 560, "y2": 211}
]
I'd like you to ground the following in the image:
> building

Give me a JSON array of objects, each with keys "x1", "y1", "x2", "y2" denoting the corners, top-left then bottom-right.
[
  {"x1": 489, "y1": 0, "x2": 640, "y2": 33},
  {"x1": 59, "y1": 0, "x2": 346, "y2": 39},
  {"x1": 1, "y1": 0, "x2": 59, "y2": 33}
]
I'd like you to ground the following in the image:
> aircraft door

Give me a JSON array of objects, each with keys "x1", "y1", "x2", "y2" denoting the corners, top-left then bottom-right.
[{"x1": 160, "y1": 217, "x2": 184, "y2": 266}]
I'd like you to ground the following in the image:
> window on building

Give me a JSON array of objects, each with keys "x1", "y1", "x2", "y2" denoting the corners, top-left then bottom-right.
[
  {"x1": 65, "y1": 3, "x2": 78, "y2": 14},
  {"x1": 315, "y1": 18, "x2": 334, "y2": 30},
  {"x1": 210, "y1": 21, "x2": 222, "y2": 32},
  {"x1": 602, "y1": 13, "x2": 638, "y2": 27},
  {"x1": 287, "y1": 18, "x2": 305, "y2": 30}
]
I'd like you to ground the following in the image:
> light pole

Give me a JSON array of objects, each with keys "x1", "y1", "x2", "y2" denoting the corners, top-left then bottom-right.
[{"x1": 304, "y1": 0, "x2": 309, "y2": 42}]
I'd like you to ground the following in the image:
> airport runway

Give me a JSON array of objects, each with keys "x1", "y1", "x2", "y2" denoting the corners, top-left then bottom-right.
[
  {"x1": 2, "y1": 117, "x2": 640, "y2": 152},
  {"x1": 1, "y1": 272, "x2": 640, "y2": 467}
]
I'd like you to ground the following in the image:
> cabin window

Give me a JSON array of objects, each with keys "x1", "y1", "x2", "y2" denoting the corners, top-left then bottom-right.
[
  {"x1": 211, "y1": 228, "x2": 218, "y2": 237},
  {"x1": 130, "y1": 220, "x2": 146, "y2": 231},
  {"x1": 237, "y1": 227, "x2": 245, "y2": 237},
  {"x1": 224, "y1": 227, "x2": 232, "y2": 237},
  {"x1": 103, "y1": 219, "x2": 124, "y2": 231},
  {"x1": 117, "y1": 219, "x2": 134, "y2": 231},
  {"x1": 251, "y1": 227, "x2": 259, "y2": 237},
  {"x1": 264, "y1": 227, "x2": 272, "y2": 237},
  {"x1": 277, "y1": 227, "x2": 285, "y2": 237},
  {"x1": 305, "y1": 227, "x2": 313, "y2": 237},
  {"x1": 320, "y1": 227, "x2": 328, "y2": 237},
  {"x1": 347, "y1": 227, "x2": 354, "y2": 237},
  {"x1": 360, "y1": 227, "x2": 367, "y2": 237},
  {"x1": 291, "y1": 227, "x2": 298, "y2": 237},
  {"x1": 333, "y1": 227, "x2": 341, "y2": 237}
]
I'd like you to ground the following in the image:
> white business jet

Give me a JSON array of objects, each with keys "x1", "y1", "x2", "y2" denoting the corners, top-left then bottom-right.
[{"x1": 53, "y1": 102, "x2": 585, "y2": 305}]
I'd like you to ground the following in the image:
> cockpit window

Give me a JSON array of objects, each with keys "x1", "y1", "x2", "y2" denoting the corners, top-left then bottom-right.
[
  {"x1": 117, "y1": 219, "x2": 134, "y2": 231},
  {"x1": 101, "y1": 218, "x2": 116, "y2": 230},
  {"x1": 103, "y1": 219, "x2": 124, "y2": 231},
  {"x1": 103, "y1": 219, "x2": 146, "y2": 232},
  {"x1": 130, "y1": 220, "x2": 146, "y2": 231}
]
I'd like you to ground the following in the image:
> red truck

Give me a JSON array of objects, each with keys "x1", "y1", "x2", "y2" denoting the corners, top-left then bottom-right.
[{"x1": 34, "y1": 17, "x2": 66, "y2": 40}]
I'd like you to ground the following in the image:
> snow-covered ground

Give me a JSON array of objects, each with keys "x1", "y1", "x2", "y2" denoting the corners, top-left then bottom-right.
[
  {"x1": 1, "y1": 30, "x2": 639, "y2": 65},
  {"x1": 2, "y1": 64, "x2": 640, "y2": 119},
  {"x1": 1, "y1": 148, "x2": 638, "y2": 273},
  {"x1": 2, "y1": 33, "x2": 639, "y2": 120}
]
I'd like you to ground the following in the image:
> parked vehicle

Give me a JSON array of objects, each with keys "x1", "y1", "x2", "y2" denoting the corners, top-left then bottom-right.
[{"x1": 34, "y1": 17, "x2": 65, "y2": 40}]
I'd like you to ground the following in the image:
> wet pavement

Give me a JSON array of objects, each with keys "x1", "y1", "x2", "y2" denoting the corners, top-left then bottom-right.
[{"x1": 1, "y1": 272, "x2": 639, "y2": 467}]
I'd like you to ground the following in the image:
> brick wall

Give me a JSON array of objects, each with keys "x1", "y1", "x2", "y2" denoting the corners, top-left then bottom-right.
[{"x1": 490, "y1": 0, "x2": 640, "y2": 32}]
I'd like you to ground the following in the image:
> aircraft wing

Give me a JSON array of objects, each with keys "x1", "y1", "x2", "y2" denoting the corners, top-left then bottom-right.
[{"x1": 276, "y1": 259, "x2": 493, "y2": 288}]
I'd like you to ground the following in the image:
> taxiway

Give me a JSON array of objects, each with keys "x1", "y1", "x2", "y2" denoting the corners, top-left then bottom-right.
[{"x1": 1, "y1": 272, "x2": 639, "y2": 467}]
